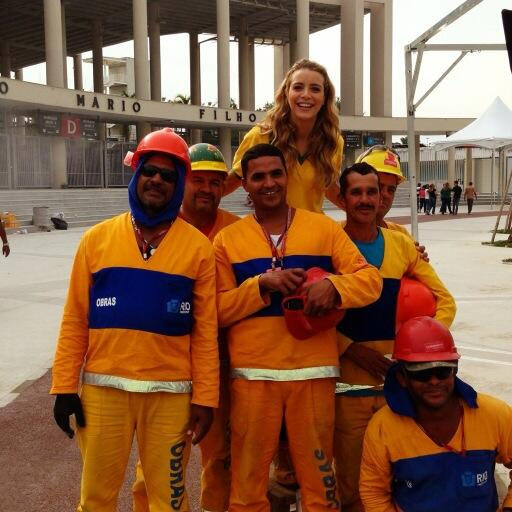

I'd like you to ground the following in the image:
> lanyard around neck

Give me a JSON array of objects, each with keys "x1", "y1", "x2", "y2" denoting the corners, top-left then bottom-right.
[
  {"x1": 254, "y1": 207, "x2": 292, "y2": 270},
  {"x1": 417, "y1": 403, "x2": 466, "y2": 457},
  {"x1": 131, "y1": 214, "x2": 171, "y2": 261}
]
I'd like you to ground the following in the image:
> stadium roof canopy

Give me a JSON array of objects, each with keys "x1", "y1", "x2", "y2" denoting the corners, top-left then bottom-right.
[{"x1": 1, "y1": 0, "x2": 345, "y2": 70}]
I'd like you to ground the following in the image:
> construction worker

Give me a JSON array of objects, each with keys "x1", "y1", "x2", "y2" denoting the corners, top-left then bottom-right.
[
  {"x1": 132, "y1": 142, "x2": 239, "y2": 512},
  {"x1": 356, "y1": 145, "x2": 412, "y2": 236},
  {"x1": 50, "y1": 128, "x2": 219, "y2": 511},
  {"x1": 360, "y1": 316, "x2": 512, "y2": 512},
  {"x1": 334, "y1": 162, "x2": 456, "y2": 512},
  {"x1": 214, "y1": 143, "x2": 383, "y2": 512}
]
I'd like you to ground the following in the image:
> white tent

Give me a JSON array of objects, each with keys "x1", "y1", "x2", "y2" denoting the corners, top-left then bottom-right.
[
  {"x1": 433, "y1": 97, "x2": 512, "y2": 243},
  {"x1": 434, "y1": 97, "x2": 512, "y2": 151}
]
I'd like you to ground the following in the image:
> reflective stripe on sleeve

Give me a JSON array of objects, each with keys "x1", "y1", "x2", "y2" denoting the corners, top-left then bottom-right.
[
  {"x1": 83, "y1": 372, "x2": 192, "y2": 393},
  {"x1": 335, "y1": 382, "x2": 384, "y2": 396},
  {"x1": 231, "y1": 366, "x2": 339, "y2": 381}
]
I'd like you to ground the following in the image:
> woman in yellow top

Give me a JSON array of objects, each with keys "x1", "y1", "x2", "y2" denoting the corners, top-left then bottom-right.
[{"x1": 224, "y1": 58, "x2": 345, "y2": 212}]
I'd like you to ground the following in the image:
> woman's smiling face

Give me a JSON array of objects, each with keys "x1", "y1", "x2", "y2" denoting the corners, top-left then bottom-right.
[{"x1": 287, "y1": 68, "x2": 325, "y2": 124}]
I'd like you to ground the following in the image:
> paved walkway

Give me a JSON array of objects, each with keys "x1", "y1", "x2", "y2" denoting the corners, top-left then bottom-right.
[{"x1": 1, "y1": 204, "x2": 511, "y2": 510}]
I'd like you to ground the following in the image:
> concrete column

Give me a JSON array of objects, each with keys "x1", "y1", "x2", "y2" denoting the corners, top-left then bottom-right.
[
  {"x1": 448, "y1": 148, "x2": 456, "y2": 184},
  {"x1": 217, "y1": 0, "x2": 230, "y2": 109},
  {"x1": 296, "y1": 0, "x2": 309, "y2": 60},
  {"x1": 464, "y1": 148, "x2": 473, "y2": 185},
  {"x1": 289, "y1": 23, "x2": 297, "y2": 65},
  {"x1": 340, "y1": 0, "x2": 364, "y2": 116},
  {"x1": 239, "y1": 17, "x2": 250, "y2": 110},
  {"x1": 370, "y1": 1, "x2": 392, "y2": 118},
  {"x1": 91, "y1": 20, "x2": 103, "y2": 93},
  {"x1": 44, "y1": 0, "x2": 67, "y2": 188},
  {"x1": 14, "y1": 68, "x2": 23, "y2": 80},
  {"x1": 133, "y1": 0, "x2": 151, "y2": 140},
  {"x1": 61, "y1": 2, "x2": 68, "y2": 88},
  {"x1": 283, "y1": 43, "x2": 290, "y2": 74},
  {"x1": 149, "y1": 1, "x2": 161, "y2": 102},
  {"x1": 73, "y1": 54, "x2": 83, "y2": 90},
  {"x1": 1, "y1": 41, "x2": 11, "y2": 77},
  {"x1": 249, "y1": 37, "x2": 255, "y2": 110},
  {"x1": 91, "y1": 19, "x2": 106, "y2": 142},
  {"x1": 274, "y1": 45, "x2": 284, "y2": 91},
  {"x1": 217, "y1": 0, "x2": 231, "y2": 164},
  {"x1": 189, "y1": 32, "x2": 202, "y2": 145},
  {"x1": 44, "y1": 0, "x2": 65, "y2": 86}
]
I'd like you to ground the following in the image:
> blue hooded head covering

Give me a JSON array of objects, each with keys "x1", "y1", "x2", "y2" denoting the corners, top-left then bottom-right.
[
  {"x1": 384, "y1": 362, "x2": 478, "y2": 418},
  {"x1": 128, "y1": 152, "x2": 186, "y2": 227}
]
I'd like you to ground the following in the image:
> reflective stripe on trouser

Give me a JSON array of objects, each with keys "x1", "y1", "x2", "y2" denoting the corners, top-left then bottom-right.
[
  {"x1": 229, "y1": 378, "x2": 339, "y2": 512},
  {"x1": 76, "y1": 384, "x2": 191, "y2": 512},
  {"x1": 199, "y1": 365, "x2": 231, "y2": 511},
  {"x1": 333, "y1": 394, "x2": 386, "y2": 512}
]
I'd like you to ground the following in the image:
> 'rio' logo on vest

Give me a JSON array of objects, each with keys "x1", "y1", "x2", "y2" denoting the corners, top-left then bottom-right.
[{"x1": 167, "y1": 300, "x2": 191, "y2": 314}]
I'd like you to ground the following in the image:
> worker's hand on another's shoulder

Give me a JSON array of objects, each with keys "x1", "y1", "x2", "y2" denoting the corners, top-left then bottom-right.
[
  {"x1": 344, "y1": 344, "x2": 392, "y2": 379},
  {"x1": 187, "y1": 404, "x2": 214, "y2": 445},
  {"x1": 414, "y1": 241, "x2": 429, "y2": 262},
  {"x1": 53, "y1": 393, "x2": 85, "y2": 439},
  {"x1": 303, "y1": 278, "x2": 339, "y2": 317},
  {"x1": 258, "y1": 268, "x2": 306, "y2": 296}
]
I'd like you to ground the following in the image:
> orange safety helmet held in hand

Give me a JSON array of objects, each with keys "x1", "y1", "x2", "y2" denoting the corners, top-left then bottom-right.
[
  {"x1": 127, "y1": 128, "x2": 192, "y2": 174},
  {"x1": 282, "y1": 267, "x2": 345, "y2": 340},
  {"x1": 395, "y1": 277, "x2": 436, "y2": 333},
  {"x1": 393, "y1": 316, "x2": 460, "y2": 362}
]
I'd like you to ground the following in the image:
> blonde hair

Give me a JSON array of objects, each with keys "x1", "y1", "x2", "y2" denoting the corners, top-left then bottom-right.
[{"x1": 259, "y1": 59, "x2": 341, "y2": 187}]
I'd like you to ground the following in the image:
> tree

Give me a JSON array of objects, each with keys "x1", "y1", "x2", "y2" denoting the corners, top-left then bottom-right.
[
  {"x1": 400, "y1": 136, "x2": 408, "y2": 146},
  {"x1": 256, "y1": 101, "x2": 274, "y2": 112},
  {"x1": 172, "y1": 93, "x2": 191, "y2": 104}
]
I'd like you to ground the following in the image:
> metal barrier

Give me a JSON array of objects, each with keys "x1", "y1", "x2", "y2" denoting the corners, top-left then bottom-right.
[
  {"x1": 12, "y1": 135, "x2": 52, "y2": 188},
  {"x1": 67, "y1": 139, "x2": 104, "y2": 187},
  {"x1": 397, "y1": 147, "x2": 466, "y2": 183},
  {"x1": 0, "y1": 134, "x2": 9, "y2": 188},
  {"x1": 105, "y1": 141, "x2": 137, "y2": 187}
]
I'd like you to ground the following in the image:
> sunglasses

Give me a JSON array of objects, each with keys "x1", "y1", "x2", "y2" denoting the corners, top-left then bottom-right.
[
  {"x1": 140, "y1": 165, "x2": 178, "y2": 183},
  {"x1": 404, "y1": 366, "x2": 456, "y2": 383}
]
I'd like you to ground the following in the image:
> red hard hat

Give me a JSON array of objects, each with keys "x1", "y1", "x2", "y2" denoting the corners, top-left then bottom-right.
[
  {"x1": 395, "y1": 277, "x2": 436, "y2": 333},
  {"x1": 282, "y1": 267, "x2": 345, "y2": 340},
  {"x1": 393, "y1": 316, "x2": 460, "y2": 362},
  {"x1": 129, "y1": 128, "x2": 191, "y2": 174}
]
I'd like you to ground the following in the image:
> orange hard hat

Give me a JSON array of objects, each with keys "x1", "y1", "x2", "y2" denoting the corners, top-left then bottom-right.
[
  {"x1": 393, "y1": 316, "x2": 460, "y2": 362},
  {"x1": 282, "y1": 267, "x2": 345, "y2": 340},
  {"x1": 129, "y1": 128, "x2": 191, "y2": 174},
  {"x1": 395, "y1": 277, "x2": 436, "y2": 333}
]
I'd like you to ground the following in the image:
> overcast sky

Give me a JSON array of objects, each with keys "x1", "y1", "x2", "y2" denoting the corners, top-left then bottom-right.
[{"x1": 23, "y1": 0, "x2": 512, "y2": 120}]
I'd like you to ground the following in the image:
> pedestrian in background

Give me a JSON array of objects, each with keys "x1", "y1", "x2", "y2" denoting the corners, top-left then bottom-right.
[
  {"x1": 464, "y1": 181, "x2": 478, "y2": 214},
  {"x1": 418, "y1": 184, "x2": 426, "y2": 213},
  {"x1": 440, "y1": 182, "x2": 452, "y2": 215},
  {"x1": 416, "y1": 183, "x2": 422, "y2": 212},
  {"x1": 426, "y1": 184, "x2": 437, "y2": 215},
  {"x1": 451, "y1": 180, "x2": 462, "y2": 215},
  {"x1": 0, "y1": 218, "x2": 9, "y2": 257}
]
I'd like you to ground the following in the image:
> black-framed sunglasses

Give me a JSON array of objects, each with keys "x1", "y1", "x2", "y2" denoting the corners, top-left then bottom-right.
[
  {"x1": 140, "y1": 165, "x2": 178, "y2": 183},
  {"x1": 404, "y1": 366, "x2": 456, "y2": 383}
]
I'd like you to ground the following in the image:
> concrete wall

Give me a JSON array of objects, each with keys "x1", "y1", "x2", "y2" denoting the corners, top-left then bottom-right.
[{"x1": 473, "y1": 157, "x2": 512, "y2": 194}]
